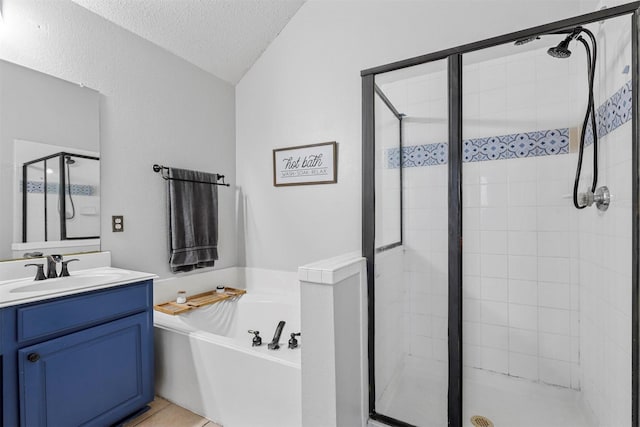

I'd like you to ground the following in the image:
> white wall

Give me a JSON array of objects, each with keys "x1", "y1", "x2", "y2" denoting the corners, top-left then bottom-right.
[
  {"x1": 0, "y1": 0, "x2": 236, "y2": 278},
  {"x1": 236, "y1": 0, "x2": 597, "y2": 271}
]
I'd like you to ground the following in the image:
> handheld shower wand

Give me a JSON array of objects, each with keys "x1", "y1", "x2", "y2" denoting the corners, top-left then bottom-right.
[{"x1": 516, "y1": 26, "x2": 607, "y2": 211}]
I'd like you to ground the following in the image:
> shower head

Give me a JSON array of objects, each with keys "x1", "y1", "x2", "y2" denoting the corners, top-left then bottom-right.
[
  {"x1": 513, "y1": 36, "x2": 540, "y2": 46},
  {"x1": 65, "y1": 156, "x2": 76, "y2": 165},
  {"x1": 547, "y1": 27, "x2": 583, "y2": 59},
  {"x1": 547, "y1": 38, "x2": 573, "y2": 58}
]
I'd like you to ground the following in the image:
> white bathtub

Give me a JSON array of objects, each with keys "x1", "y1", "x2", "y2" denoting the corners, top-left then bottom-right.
[{"x1": 154, "y1": 289, "x2": 301, "y2": 427}]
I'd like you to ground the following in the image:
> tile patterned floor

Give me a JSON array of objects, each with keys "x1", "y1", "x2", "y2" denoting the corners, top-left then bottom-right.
[{"x1": 123, "y1": 397, "x2": 221, "y2": 427}]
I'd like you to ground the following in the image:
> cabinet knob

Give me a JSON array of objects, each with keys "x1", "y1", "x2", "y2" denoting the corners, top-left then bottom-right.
[{"x1": 27, "y1": 353, "x2": 40, "y2": 363}]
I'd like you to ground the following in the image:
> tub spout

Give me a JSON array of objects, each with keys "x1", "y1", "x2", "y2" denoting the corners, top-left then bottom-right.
[{"x1": 268, "y1": 321, "x2": 286, "y2": 350}]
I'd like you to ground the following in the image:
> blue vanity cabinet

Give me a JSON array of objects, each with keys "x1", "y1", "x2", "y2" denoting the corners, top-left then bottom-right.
[{"x1": 1, "y1": 279, "x2": 154, "y2": 427}]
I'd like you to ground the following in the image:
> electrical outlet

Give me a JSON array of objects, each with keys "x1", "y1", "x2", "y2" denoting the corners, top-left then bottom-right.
[{"x1": 112, "y1": 215, "x2": 124, "y2": 232}]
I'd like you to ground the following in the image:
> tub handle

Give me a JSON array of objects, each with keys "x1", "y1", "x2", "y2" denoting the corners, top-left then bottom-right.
[
  {"x1": 288, "y1": 332, "x2": 301, "y2": 349},
  {"x1": 248, "y1": 330, "x2": 262, "y2": 347}
]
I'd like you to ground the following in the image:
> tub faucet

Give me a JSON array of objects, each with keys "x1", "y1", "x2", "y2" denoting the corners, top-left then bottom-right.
[
  {"x1": 268, "y1": 321, "x2": 286, "y2": 350},
  {"x1": 288, "y1": 332, "x2": 301, "y2": 349},
  {"x1": 248, "y1": 330, "x2": 262, "y2": 347}
]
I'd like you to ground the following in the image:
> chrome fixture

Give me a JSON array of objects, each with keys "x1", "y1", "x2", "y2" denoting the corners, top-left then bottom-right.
[
  {"x1": 577, "y1": 186, "x2": 611, "y2": 211},
  {"x1": 268, "y1": 321, "x2": 286, "y2": 350}
]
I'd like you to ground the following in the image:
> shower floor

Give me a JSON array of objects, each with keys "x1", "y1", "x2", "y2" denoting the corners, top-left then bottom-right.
[{"x1": 376, "y1": 356, "x2": 596, "y2": 427}]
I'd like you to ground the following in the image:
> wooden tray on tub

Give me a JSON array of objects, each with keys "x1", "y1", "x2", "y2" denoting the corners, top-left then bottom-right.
[{"x1": 154, "y1": 287, "x2": 246, "y2": 315}]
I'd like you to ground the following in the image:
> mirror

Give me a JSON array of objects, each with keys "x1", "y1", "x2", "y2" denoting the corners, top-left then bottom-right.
[{"x1": 0, "y1": 59, "x2": 100, "y2": 261}]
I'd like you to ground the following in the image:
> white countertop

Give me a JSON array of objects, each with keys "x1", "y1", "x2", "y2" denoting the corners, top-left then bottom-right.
[{"x1": 0, "y1": 266, "x2": 157, "y2": 308}]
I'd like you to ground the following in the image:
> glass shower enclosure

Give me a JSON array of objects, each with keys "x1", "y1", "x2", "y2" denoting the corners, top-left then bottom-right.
[
  {"x1": 22, "y1": 152, "x2": 100, "y2": 243},
  {"x1": 362, "y1": 3, "x2": 640, "y2": 426}
]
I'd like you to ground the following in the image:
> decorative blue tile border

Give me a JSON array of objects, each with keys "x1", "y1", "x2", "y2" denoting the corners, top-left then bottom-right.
[
  {"x1": 386, "y1": 80, "x2": 632, "y2": 168},
  {"x1": 387, "y1": 128, "x2": 569, "y2": 168},
  {"x1": 386, "y1": 143, "x2": 447, "y2": 168},
  {"x1": 464, "y1": 128, "x2": 569, "y2": 163},
  {"x1": 585, "y1": 79, "x2": 632, "y2": 145},
  {"x1": 21, "y1": 181, "x2": 97, "y2": 196}
]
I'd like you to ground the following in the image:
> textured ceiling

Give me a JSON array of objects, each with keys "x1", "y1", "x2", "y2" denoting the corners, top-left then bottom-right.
[{"x1": 71, "y1": 0, "x2": 306, "y2": 84}]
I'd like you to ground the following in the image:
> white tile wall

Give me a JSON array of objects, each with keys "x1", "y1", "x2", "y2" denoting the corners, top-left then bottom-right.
[
  {"x1": 378, "y1": 58, "x2": 448, "y2": 369},
  {"x1": 402, "y1": 165, "x2": 449, "y2": 364},
  {"x1": 374, "y1": 246, "x2": 406, "y2": 400},
  {"x1": 577, "y1": 13, "x2": 633, "y2": 426},
  {"x1": 396, "y1": 55, "x2": 578, "y2": 386},
  {"x1": 579, "y1": 102, "x2": 633, "y2": 423},
  {"x1": 457, "y1": 39, "x2": 592, "y2": 390}
]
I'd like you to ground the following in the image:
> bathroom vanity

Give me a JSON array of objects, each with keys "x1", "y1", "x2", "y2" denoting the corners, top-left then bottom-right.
[{"x1": 0, "y1": 267, "x2": 155, "y2": 426}]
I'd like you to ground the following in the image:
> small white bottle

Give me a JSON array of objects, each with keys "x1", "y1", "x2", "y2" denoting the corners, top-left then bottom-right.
[
  {"x1": 176, "y1": 290, "x2": 187, "y2": 304},
  {"x1": 216, "y1": 285, "x2": 225, "y2": 294}
]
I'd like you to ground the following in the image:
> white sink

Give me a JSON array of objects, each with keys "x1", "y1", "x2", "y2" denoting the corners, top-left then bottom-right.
[
  {"x1": 9, "y1": 271, "x2": 125, "y2": 293},
  {"x1": 0, "y1": 267, "x2": 157, "y2": 307}
]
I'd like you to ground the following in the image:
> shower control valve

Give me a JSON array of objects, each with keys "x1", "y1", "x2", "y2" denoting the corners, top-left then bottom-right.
[
  {"x1": 248, "y1": 330, "x2": 262, "y2": 347},
  {"x1": 593, "y1": 186, "x2": 610, "y2": 211},
  {"x1": 578, "y1": 186, "x2": 610, "y2": 211}
]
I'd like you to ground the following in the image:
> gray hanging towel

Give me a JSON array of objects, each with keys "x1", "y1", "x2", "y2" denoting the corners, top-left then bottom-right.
[{"x1": 167, "y1": 167, "x2": 219, "y2": 272}]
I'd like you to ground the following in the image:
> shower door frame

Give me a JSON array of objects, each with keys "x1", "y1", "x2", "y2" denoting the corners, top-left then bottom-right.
[
  {"x1": 362, "y1": 3, "x2": 640, "y2": 427},
  {"x1": 373, "y1": 84, "x2": 405, "y2": 253},
  {"x1": 22, "y1": 151, "x2": 100, "y2": 242}
]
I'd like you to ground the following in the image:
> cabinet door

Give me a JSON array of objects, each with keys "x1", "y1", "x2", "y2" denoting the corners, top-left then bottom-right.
[{"x1": 18, "y1": 312, "x2": 153, "y2": 427}]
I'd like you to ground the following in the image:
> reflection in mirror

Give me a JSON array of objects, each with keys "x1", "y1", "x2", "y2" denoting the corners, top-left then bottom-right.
[
  {"x1": 0, "y1": 59, "x2": 100, "y2": 261},
  {"x1": 17, "y1": 141, "x2": 100, "y2": 244}
]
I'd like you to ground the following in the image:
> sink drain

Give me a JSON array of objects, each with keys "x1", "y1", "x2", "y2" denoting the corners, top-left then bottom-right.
[{"x1": 470, "y1": 415, "x2": 494, "y2": 427}]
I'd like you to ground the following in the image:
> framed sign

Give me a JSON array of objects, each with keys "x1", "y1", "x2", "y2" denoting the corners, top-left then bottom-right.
[{"x1": 273, "y1": 141, "x2": 337, "y2": 187}]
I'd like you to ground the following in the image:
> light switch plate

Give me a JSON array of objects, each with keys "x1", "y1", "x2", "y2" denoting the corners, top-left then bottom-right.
[{"x1": 112, "y1": 215, "x2": 124, "y2": 232}]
